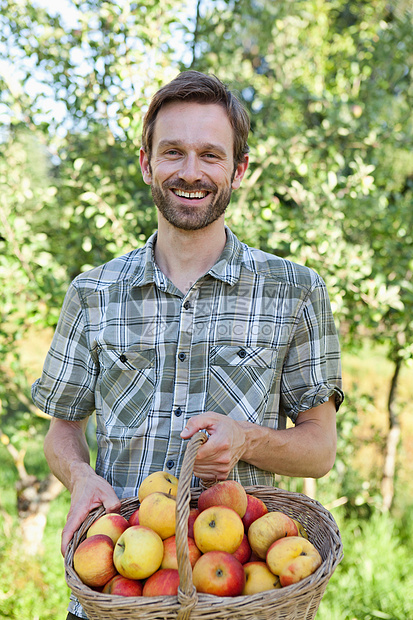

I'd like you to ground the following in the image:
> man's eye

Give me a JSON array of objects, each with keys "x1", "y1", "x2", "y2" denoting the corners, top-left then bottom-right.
[{"x1": 204, "y1": 153, "x2": 218, "y2": 159}]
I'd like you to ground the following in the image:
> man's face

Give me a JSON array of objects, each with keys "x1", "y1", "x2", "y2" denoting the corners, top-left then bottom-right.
[{"x1": 140, "y1": 101, "x2": 248, "y2": 231}]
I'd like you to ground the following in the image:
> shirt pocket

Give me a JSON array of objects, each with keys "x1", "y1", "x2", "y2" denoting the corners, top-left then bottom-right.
[
  {"x1": 97, "y1": 347, "x2": 155, "y2": 430},
  {"x1": 206, "y1": 345, "x2": 277, "y2": 423}
]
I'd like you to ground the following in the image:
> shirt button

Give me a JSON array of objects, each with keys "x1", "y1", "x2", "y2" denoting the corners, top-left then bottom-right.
[
  {"x1": 119, "y1": 354, "x2": 127, "y2": 363},
  {"x1": 237, "y1": 348, "x2": 247, "y2": 358},
  {"x1": 175, "y1": 407, "x2": 182, "y2": 417},
  {"x1": 178, "y1": 352, "x2": 186, "y2": 361},
  {"x1": 166, "y1": 460, "x2": 174, "y2": 469},
  {"x1": 183, "y1": 300, "x2": 191, "y2": 310}
]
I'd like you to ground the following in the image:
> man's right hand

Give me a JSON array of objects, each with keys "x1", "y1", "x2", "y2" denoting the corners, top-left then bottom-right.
[{"x1": 61, "y1": 461, "x2": 121, "y2": 556}]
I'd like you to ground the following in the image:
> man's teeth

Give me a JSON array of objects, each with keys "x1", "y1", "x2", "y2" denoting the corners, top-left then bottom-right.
[{"x1": 174, "y1": 190, "x2": 208, "y2": 199}]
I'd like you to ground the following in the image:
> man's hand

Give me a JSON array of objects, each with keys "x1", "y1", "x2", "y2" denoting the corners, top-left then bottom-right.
[
  {"x1": 61, "y1": 462, "x2": 121, "y2": 556},
  {"x1": 180, "y1": 412, "x2": 247, "y2": 481}
]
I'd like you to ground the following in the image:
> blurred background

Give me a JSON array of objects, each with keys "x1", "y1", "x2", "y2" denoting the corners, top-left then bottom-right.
[{"x1": 1, "y1": 0, "x2": 412, "y2": 618}]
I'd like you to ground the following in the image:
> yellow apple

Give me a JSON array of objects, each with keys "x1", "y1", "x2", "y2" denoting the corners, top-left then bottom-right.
[
  {"x1": 193, "y1": 505, "x2": 244, "y2": 554},
  {"x1": 247, "y1": 511, "x2": 298, "y2": 560},
  {"x1": 137, "y1": 471, "x2": 179, "y2": 502},
  {"x1": 113, "y1": 525, "x2": 164, "y2": 580},
  {"x1": 242, "y1": 561, "x2": 281, "y2": 594},
  {"x1": 161, "y1": 535, "x2": 202, "y2": 570},
  {"x1": 138, "y1": 492, "x2": 176, "y2": 539},
  {"x1": 86, "y1": 512, "x2": 129, "y2": 544},
  {"x1": 266, "y1": 536, "x2": 322, "y2": 586},
  {"x1": 192, "y1": 551, "x2": 245, "y2": 596},
  {"x1": 291, "y1": 518, "x2": 309, "y2": 539},
  {"x1": 197, "y1": 480, "x2": 248, "y2": 518},
  {"x1": 73, "y1": 534, "x2": 117, "y2": 588}
]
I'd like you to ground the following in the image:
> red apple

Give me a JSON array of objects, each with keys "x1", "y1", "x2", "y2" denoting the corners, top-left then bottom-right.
[
  {"x1": 161, "y1": 535, "x2": 202, "y2": 570},
  {"x1": 73, "y1": 534, "x2": 117, "y2": 588},
  {"x1": 188, "y1": 507, "x2": 200, "y2": 539},
  {"x1": 142, "y1": 568, "x2": 180, "y2": 596},
  {"x1": 192, "y1": 551, "x2": 245, "y2": 596},
  {"x1": 128, "y1": 508, "x2": 140, "y2": 526},
  {"x1": 198, "y1": 480, "x2": 248, "y2": 518},
  {"x1": 232, "y1": 534, "x2": 252, "y2": 564},
  {"x1": 87, "y1": 512, "x2": 130, "y2": 544},
  {"x1": 102, "y1": 574, "x2": 143, "y2": 596},
  {"x1": 242, "y1": 494, "x2": 269, "y2": 532}
]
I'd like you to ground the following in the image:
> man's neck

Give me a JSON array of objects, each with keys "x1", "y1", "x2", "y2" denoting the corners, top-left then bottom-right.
[{"x1": 154, "y1": 217, "x2": 227, "y2": 294}]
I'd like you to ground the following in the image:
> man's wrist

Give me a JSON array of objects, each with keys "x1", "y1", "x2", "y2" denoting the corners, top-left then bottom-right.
[{"x1": 68, "y1": 461, "x2": 94, "y2": 492}]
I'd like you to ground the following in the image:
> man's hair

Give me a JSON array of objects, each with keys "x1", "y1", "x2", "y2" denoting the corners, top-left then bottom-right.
[{"x1": 141, "y1": 70, "x2": 250, "y2": 167}]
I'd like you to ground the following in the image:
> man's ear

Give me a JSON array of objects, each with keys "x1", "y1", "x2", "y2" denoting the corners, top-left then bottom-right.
[
  {"x1": 139, "y1": 148, "x2": 152, "y2": 185},
  {"x1": 231, "y1": 154, "x2": 249, "y2": 190}
]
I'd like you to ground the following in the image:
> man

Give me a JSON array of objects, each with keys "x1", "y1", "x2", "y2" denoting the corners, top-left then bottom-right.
[{"x1": 32, "y1": 70, "x2": 343, "y2": 620}]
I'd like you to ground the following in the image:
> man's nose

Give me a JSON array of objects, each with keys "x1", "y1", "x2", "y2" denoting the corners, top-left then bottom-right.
[{"x1": 178, "y1": 153, "x2": 202, "y2": 184}]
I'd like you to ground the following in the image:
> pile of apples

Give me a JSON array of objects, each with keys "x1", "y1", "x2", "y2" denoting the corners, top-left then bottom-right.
[{"x1": 73, "y1": 471, "x2": 322, "y2": 598}]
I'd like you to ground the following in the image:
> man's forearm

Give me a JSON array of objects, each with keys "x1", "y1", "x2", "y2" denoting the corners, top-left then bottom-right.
[
  {"x1": 239, "y1": 397, "x2": 337, "y2": 478},
  {"x1": 43, "y1": 417, "x2": 93, "y2": 491}
]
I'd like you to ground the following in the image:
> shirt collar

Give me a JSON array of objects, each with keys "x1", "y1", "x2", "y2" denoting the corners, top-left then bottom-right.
[
  {"x1": 129, "y1": 227, "x2": 244, "y2": 289},
  {"x1": 207, "y1": 227, "x2": 243, "y2": 286}
]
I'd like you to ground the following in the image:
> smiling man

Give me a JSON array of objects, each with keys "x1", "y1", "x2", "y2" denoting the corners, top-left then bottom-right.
[{"x1": 32, "y1": 71, "x2": 344, "y2": 620}]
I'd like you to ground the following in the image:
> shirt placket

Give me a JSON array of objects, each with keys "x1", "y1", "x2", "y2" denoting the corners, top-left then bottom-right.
[{"x1": 164, "y1": 286, "x2": 200, "y2": 472}]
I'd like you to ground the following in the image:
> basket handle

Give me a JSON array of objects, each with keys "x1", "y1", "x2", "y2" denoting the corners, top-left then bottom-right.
[{"x1": 175, "y1": 431, "x2": 208, "y2": 620}]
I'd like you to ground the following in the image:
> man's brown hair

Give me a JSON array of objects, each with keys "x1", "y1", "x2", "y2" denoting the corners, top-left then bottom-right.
[{"x1": 141, "y1": 70, "x2": 250, "y2": 167}]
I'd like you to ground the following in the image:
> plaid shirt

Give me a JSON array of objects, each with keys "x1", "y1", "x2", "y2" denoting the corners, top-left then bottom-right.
[
  {"x1": 33, "y1": 227, "x2": 343, "y2": 619},
  {"x1": 32, "y1": 227, "x2": 343, "y2": 492}
]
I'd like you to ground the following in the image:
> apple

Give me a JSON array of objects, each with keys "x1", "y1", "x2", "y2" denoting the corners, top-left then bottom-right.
[
  {"x1": 73, "y1": 534, "x2": 117, "y2": 588},
  {"x1": 86, "y1": 512, "x2": 129, "y2": 545},
  {"x1": 138, "y1": 492, "x2": 176, "y2": 539},
  {"x1": 266, "y1": 536, "x2": 322, "y2": 587},
  {"x1": 242, "y1": 494, "x2": 268, "y2": 532},
  {"x1": 291, "y1": 518, "x2": 309, "y2": 539},
  {"x1": 102, "y1": 574, "x2": 143, "y2": 596},
  {"x1": 137, "y1": 471, "x2": 179, "y2": 502},
  {"x1": 197, "y1": 480, "x2": 248, "y2": 518},
  {"x1": 193, "y1": 505, "x2": 244, "y2": 554},
  {"x1": 242, "y1": 561, "x2": 281, "y2": 595},
  {"x1": 128, "y1": 508, "x2": 140, "y2": 526},
  {"x1": 187, "y1": 507, "x2": 200, "y2": 539},
  {"x1": 161, "y1": 535, "x2": 202, "y2": 570},
  {"x1": 142, "y1": 568, "x2": 180, "y2": 596},
  {"x1": 113, "y1": 525, "x2": 164, "y2": 580},
  {"x1": 192, "y1": 551, "x2": 245, "y2": 596},
  {"x1": 248, "y1": 511, "x2": 298, "y2": 559},
  {"x1": 232, "y1": 534, "x2": 252, "y2": 564}
]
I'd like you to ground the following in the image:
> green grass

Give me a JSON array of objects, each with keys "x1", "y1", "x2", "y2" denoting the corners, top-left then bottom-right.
[{"x1": 317, "y1": 507, "x2": 413, "y2": 620}]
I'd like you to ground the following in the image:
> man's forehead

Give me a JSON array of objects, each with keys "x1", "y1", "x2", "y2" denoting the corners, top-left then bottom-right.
[{"x1": 152, "y1": 101, "x2": 233, "y2": 143}]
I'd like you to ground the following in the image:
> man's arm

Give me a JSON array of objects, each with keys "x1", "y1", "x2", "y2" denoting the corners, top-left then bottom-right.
[
  {"x1": 180, "y1": 395, "x2": 337, "y2": 481},
  {"x1": 44, "y1": 417, "x2": 121, "y2": 555}
]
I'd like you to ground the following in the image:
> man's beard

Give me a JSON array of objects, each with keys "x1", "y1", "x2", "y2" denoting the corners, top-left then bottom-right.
[{"x1": 151, "y1": 180, "x2": 233, "y2": 231}]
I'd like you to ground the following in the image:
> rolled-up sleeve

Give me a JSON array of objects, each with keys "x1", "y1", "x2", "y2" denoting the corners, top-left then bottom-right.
[
  {"x1": 31, "y1": 282, "x2": 98, "y2": 419},
  {"x1": 280, "y1": 276, "x2": 344, "y2": 422}
]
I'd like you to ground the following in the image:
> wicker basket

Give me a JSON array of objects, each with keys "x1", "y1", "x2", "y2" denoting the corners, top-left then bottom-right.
[{"x1": 65, "y1": 432, "x2": 343, "y2": 620}]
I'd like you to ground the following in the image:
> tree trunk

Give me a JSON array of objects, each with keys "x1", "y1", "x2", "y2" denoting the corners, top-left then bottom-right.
[
  {"x1": 1, "y1": 428, "x2": 64, "y2": 555},
  {"x1": 381, "y1": 357, "x2": 402, "y2": 511}
]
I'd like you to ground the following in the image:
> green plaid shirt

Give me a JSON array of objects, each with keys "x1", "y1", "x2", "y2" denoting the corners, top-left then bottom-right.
[{"x1": 32, "y1": 227, "x2": 343, "y2": 493}]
